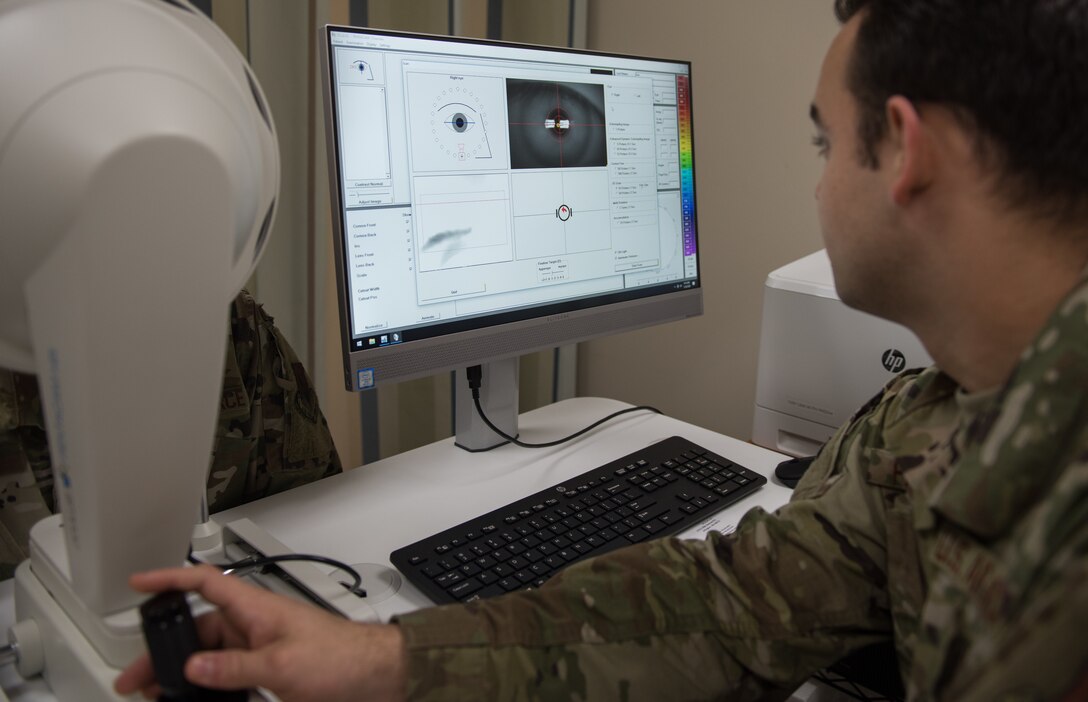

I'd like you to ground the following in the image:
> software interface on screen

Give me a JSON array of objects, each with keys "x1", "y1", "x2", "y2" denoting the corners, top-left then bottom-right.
[{"x1": 326, "y1": 29, "x2": 699, "y2": 366}]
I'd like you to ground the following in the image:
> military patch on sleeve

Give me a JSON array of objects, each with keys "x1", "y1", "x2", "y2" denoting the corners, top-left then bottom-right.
[{"x1": 932, "y1": 529, "x2": 1015, "y2": 623}]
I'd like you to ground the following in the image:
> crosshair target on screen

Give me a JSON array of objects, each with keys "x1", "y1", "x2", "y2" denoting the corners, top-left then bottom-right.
[{"x1": 430, "y1": 91, "x2": 493, "y2": 162}]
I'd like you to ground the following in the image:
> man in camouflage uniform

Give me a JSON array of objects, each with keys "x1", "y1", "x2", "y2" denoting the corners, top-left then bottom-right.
[
  {"x1": 0, "y1": 290, "x2": 341, "y2": 578},
  {"x1": 116, "y1": 1, "x2": 1088, "y2": 700}
]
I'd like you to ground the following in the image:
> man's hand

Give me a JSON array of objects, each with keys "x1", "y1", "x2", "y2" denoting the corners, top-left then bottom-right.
[{"x1": 114, "y1": 565, "x2": 407, "y2": 702}]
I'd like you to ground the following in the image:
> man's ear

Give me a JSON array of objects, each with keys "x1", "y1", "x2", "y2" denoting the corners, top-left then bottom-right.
[{"x1": 885, "y1": 96, "x2": 933, "y2": 206}]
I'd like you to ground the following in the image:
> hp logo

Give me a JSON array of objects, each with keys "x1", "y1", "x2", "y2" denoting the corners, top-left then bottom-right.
[{"x1": 881, "y1": 349, "x2": 906, "y2": 373}]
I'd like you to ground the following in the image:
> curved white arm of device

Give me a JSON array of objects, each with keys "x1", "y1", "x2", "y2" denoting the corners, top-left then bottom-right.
[{"x1": 0, "y1": 0, "x2": 279, "y2": 619}]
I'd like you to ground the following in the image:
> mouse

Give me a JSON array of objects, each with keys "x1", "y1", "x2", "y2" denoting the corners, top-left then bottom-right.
[{"x1": 774, "y1": 455, "x2": 817, "y2": 489}]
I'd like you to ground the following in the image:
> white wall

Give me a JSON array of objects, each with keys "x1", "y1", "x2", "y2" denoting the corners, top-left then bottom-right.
[{"x1": 579, "y1": 1, "x2": 839, "y2": 440}]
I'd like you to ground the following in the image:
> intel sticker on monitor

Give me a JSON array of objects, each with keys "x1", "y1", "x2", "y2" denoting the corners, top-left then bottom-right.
[{"x1": 357, "y1": 368, "x2": 375, "y2": 390}]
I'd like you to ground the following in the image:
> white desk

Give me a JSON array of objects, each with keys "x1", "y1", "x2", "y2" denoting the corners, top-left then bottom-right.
[
  {"x1": 213, "y1": 396, "x2": 796, "y2": 622},
  {"x1": 2, "y1": 397, "x2": 798, "y2": 699}
]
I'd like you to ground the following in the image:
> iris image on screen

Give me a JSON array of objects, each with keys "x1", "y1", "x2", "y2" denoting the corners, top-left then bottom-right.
[{"x1": 506, "y1": 79, "x2": 607, "y2": 169}]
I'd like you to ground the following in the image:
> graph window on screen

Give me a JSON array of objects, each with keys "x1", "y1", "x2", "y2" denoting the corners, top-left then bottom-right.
[{"x1": 322, "y1": 27, "x2": 701, "y2": 403}]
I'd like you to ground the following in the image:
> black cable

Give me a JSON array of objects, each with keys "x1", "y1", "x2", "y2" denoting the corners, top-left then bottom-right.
[
  {"x1": 465, "y1": 364, "x2": 662, "y2": 449},
  {"x1": 189, "y1": 550, "x2": 366, "y2": 597}
]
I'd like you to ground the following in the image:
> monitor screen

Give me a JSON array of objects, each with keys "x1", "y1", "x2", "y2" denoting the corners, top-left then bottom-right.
[{"x1": 322, "y1": 26, "x2": 702, "y2": 392}]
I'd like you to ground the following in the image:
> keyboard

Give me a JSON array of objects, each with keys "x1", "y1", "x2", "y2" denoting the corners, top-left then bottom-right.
[{"x1": 390, "y1": 435, "x2": 767, "y2": 605}]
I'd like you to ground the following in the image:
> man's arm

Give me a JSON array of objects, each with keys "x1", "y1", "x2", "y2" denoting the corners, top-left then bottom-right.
[{"x1": 396, "y1": 455, "x2": 896, "y2": 701}]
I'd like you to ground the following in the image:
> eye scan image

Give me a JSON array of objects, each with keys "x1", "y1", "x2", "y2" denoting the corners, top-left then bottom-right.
[{"x1": 506, "y1": 79, "x2": 607, "y2": 169}]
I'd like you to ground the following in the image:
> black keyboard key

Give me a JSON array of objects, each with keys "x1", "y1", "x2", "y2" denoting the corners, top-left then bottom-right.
[
  {"x1": 449, "y1": 578, "x2": 482, "y2": 599},
  {"x1": 435, "y1": 571, "x2": 462, "y2": 587},
  {"x1": 598, "y1": 527, "x2": 620, "y2": 541}
]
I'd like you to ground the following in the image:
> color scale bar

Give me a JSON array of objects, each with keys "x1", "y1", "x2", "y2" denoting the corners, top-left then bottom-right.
[{"x1": 677, "y1": 76, "x2": 696, "y2": 256}]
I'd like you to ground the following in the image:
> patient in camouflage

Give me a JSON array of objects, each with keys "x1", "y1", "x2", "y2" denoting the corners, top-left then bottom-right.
[{"x1": 0, "y1": 289, "x2": 341, "y2": 578}]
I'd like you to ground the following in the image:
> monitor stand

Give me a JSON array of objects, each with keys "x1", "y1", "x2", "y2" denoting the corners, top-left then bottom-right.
[{"x1": 454, "y1": 358, "x2": 519, "y2": 452}]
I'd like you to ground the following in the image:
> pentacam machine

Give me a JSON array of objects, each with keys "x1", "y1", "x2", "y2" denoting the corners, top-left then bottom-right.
[
  {"x1": 752, "y1": 250, "x2": 932, "y2": 458},
  {"x1": 0, "y1": 1, "x2": 372, "y2": 699}
]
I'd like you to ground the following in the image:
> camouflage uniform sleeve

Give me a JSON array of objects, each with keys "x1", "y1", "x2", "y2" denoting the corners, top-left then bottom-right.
[{"x1": 393, "y1": 377, "x2": 932, "y2": 701}]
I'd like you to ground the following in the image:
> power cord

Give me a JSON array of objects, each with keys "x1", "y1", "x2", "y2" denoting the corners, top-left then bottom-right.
[
  {"x1": 188, "y1": 551, "x2": 366, "y2": 597},
  {"x1": 466, "y1": 364, "x2": 661, "y2": 449}
]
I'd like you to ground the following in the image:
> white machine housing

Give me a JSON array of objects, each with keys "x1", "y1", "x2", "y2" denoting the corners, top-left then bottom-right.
[
  {"x1": 0, "y1": 0, "x2": 279, "y2": 697},
  {"x1": 752, "y1": 250, "x2": 932, "y2": 457}
]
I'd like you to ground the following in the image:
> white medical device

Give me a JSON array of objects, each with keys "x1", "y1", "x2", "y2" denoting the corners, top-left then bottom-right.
[{"x1": 0, "y1": 0, "x2": 278, "y2": 697}]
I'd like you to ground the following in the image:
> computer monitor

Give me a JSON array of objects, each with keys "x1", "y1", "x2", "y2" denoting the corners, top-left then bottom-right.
[{"x1": 321, "y1": 26, "x2": 702, "y2": 449}]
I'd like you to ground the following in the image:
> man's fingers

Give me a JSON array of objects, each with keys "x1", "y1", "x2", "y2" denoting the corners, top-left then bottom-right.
[
  {"x1": 185, "y1": 648, "x2": 280, "y2": 692},
  {"x1": 129, "y1": 565, "x2": 282, "y2": 626},
  {"x1": 129, "y1": 564, "x2": 257, "y2": 609},
  {"x1": 114, "y1": 653, "x2": 154, "y2": 695}
]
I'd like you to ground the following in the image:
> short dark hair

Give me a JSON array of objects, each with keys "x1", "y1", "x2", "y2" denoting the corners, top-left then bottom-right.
[{"x1": 834, "y1": 0, "x2": 1088, "y2": 224}]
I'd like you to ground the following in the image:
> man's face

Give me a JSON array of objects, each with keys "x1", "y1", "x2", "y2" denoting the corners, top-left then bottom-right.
[{"x1": 811, "y1": 16, "x2": 903, "y2": 320}]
